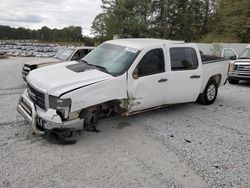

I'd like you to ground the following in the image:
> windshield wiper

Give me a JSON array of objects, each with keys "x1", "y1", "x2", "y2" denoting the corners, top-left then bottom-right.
[
  {"x1": 238, "y1": 57, "x2": 250, "y2": 59},
  {"x1": 79, "y1": 60, "x2": 110, "y2": 74},
  {"x1": 80, "y1": 59, "x2": 89, "y2": 64},
  {"x1": 90, "y1": 64, "x2": 109, "y2": 74}
]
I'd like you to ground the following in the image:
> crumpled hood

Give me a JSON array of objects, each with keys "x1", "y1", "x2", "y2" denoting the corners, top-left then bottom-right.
[
  {"x1": 27, "y1": 61, "x2": 113, "y2": 97},
  {"x1": 25, "y1": 57, "x2": 61, "y2": 66}
]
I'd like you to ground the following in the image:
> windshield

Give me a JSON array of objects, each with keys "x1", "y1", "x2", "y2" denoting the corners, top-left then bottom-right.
[
  {"x1": 54, "y1": 48, "x2": 74, "y2": 60},
  {"x1": 82, "y1": 43, "x2": 140, "y2": 76},
  {"x1": 238, "y1": 48, "x2": 250, "y2": 59}
]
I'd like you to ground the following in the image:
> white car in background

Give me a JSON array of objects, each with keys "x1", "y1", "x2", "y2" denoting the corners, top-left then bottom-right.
[{"x1": 22, "y1": 46, "x2": 95, "y2": 81}]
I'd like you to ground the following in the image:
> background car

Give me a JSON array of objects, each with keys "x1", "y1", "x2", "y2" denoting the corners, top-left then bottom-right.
[{"x1": 22, "y1": 46, "x2": 95, "y2": 81}]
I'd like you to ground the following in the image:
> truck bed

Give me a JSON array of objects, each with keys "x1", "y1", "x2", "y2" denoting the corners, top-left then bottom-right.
[
  {"x1": 201, "y1": 54, "x2": 224, "y2": 64},
  {"x1": 200, "y1": 54, "x2": 229, "y2": 93}
]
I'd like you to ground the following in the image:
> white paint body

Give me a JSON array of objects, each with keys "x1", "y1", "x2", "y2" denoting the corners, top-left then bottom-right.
[{"x1": 23, "y1": 39, "x2": 229, "y2": 131}]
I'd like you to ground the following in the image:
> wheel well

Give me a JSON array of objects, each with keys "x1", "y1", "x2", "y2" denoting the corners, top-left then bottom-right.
[
  {"x1": 209, "y1": 74, "x2": 221, "y2": 86},
  {"x1": 79, "y1": 99, "x2": 126, "y2": 119}
]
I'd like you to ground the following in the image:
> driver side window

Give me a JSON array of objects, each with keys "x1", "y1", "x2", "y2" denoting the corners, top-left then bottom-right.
[{"x1": 136, "y1": 49, "x2": 165, "y2": 77}]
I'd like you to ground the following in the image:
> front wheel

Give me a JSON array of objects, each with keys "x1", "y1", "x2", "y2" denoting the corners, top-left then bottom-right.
[{"x1": 197, "y1": 80, "x2": 218, "y2": 105}]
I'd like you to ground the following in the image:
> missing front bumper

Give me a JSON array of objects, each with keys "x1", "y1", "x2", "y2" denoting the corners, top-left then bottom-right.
[
  {"x1": 17, "y1": 93, "x2": 44, "y2": 135},
  {"x1": 17, "y1": 93, "x2": 84, "y2": 135}
]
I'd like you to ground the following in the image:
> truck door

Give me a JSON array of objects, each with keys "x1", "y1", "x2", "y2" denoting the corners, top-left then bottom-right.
[
  {"x1": 127, "y1": 47, "x2": 169, "y2": 112},
  {"x1": 164, "y1": 46, "x2": 203, "y2": 104}
]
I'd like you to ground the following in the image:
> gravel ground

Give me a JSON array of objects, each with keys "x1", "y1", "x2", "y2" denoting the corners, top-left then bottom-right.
[{"x1": 0, "y1": 57, "x2": 249, "y2": 188}]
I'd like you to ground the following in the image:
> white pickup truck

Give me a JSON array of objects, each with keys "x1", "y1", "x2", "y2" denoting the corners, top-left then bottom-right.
[
  {"x1": 17, "y1": 39, "x2": 229, "y2": 143},
  {"x1": 227, "y1": 44, "x2": 250, "y2": 84}
]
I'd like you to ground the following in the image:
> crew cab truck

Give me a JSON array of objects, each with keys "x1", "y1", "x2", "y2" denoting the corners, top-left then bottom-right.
[
  {"x1": 227, "y1": 44, "x2": 250, "y2": 84},
  {"x1": 17, "y1": 39, "x2": 229, "y2": 143},
  {"x1": 22, "y1": 46, "x2": 95, "y2": 81}
]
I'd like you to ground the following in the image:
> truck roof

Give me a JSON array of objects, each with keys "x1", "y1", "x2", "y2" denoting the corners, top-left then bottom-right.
[{"x1": 106, "y1": 38, "x2": 185, "y2": 50}]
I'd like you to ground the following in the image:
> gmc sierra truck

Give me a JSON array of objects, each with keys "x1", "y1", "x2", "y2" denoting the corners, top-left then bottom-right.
[
  {"x1": 227, "y1": 44, "x2": 250, "y2": 84},
  {"x1": 22, "y1": 46, "x2": 95, "y2": 81},
  {"x1": 17, "y1": 39, "x2": 230, "y2": 143}
]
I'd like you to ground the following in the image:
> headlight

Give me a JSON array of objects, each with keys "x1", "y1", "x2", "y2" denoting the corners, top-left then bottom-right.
[
  {"x1": 49, "y1": 96, "x2": 71, "y2": 120},
  {"x1": 228, "y1": 63, "x2": 235, "y2": 73}
]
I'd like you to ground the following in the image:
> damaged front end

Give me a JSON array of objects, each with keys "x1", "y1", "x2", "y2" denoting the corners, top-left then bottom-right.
[{"x1": 17, "y1": 89, "x2": 84, "y2": 135}]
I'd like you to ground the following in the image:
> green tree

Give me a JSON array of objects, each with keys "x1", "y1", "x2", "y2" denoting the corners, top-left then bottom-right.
[
  {"x1": 0, "y1": 25, "x2": 85, "y2": 42},
  {"x1": 92, "y1": 0, "x2": 151, "y2": 39},
  {"x1": 202, "y1": 0, "x2": 250, "y2": 42},
  {"x1": 93, "y1": 0, "x2": 218, "y2": 41},
  {"x1": 91, "y1": 13, "x2": 106, "y2": 42}
]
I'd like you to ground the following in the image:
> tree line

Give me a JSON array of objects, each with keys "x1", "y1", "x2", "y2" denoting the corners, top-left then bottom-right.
[
  {"x1": 0, "y1": 25, "x2": 83, "y2": 42},
  {"x1": 0, "y1": 0, "x2": 249, "y2": 44},
  {"x1": 91, "y1": 0, "x2": 250, "y2": 43}
]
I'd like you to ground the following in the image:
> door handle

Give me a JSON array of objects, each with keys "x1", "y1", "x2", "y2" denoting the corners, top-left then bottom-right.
[
  {"x1": 190, "y1": 75, "x2": 201, "y2": 79},
  {"x1": 158, "y1": 78, "x2": 168, "y2": 83}
]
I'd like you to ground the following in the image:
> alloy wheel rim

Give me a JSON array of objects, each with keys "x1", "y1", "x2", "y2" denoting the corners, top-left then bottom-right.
[{"x1": 207, "y1": 84, "x2": 216, "y2": 101}]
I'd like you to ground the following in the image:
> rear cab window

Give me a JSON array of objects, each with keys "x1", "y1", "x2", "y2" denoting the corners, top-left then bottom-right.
[{"x1": 170, "y1": 47, "x2": 198, "y2": 71}]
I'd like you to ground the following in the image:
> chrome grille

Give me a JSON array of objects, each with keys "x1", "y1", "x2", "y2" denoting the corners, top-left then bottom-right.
[
  {"x1": 27, "y1": 84, "x2": 46, "y2": 110},
  {"x1": 237, "y1": 64, "x2": 250, "y2": 75}
]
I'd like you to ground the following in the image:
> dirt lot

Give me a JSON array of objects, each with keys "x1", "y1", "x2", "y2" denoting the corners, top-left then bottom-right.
[{"x1": 0, "y1": 57, "x2": 249, "y2": 188}]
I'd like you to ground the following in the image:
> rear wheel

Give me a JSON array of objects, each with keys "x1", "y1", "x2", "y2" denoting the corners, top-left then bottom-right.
[
  {"x1": 197, "y1": 80, "x2": 218, "y2": 105},
  {"x1": 228, "y1": 78, "x2": 239, "y2": 84}
]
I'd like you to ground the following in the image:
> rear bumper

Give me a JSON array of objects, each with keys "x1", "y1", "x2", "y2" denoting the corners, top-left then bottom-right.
[{"x1": 17, "y1": 91, "x2": 84, "y2": 134}]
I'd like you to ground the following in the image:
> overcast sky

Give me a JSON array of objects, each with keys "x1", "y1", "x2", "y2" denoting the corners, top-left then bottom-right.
[{"x1": 0, "y1": 0, "x2": 102, "y2": 36}]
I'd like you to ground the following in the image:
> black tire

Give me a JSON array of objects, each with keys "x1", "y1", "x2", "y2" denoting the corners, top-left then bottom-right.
[
  {"x1": 197, "y1": 80, "x2": 218, "y2": 105},
  {"x1": 44, "y1": 129, "x2": 80, "y2": 145},
  {"x1": 228, "y1": 78, "x2": 239, "y2": 84},
  {"x1": 57, "y1": 130, "x2": 80, "y2": 145}
]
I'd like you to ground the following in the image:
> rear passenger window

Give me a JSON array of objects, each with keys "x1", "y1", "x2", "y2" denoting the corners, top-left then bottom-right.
[
  {"x1": 170, "y1": 48, "x2": 198, "y2": 71},
  {"x1": 137, "y1": 49, "x2": 165, "y2": 77}
]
